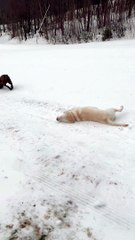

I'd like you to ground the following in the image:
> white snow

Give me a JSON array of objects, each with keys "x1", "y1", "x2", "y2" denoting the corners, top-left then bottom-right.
[{"x1": 0, "y1": 39, "x2": 135, "y2": 240}]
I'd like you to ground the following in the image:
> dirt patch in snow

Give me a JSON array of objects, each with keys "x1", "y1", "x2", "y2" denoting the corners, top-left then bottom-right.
[{"x1": 5, "y1": 200, "x2": 80, "y2": 240}]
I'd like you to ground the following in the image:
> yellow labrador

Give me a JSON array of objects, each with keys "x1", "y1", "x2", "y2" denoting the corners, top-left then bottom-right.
[{"x1": 56, "y1": 105, "x2": 128, "y2": 127}]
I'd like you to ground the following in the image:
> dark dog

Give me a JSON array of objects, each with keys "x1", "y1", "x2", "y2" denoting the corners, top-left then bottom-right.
[{"x1": 0, "y1": 74, "x2": 13, "y2": 90}]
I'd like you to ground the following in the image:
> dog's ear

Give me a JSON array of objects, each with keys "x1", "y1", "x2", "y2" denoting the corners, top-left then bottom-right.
[{"x1": 67, "y1": 111, "x2": 76, "y2": 123}]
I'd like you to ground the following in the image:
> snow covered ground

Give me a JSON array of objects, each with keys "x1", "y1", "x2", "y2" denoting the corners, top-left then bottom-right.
[{"x1": 0, "y1": 39, "x2": 135, "y2": 240}]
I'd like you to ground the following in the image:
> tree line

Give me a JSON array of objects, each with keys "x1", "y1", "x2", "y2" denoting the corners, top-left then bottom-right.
[{"x1": 0, "y1": 0, "x2": 135, "y2": 43}]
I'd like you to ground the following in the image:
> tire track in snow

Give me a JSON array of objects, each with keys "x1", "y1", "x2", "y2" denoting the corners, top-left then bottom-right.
[{"x1": 24, "y1": 167, "x2": 135, "y2": 230}]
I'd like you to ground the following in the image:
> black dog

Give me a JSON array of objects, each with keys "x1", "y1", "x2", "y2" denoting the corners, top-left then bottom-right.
[{"x1": 0, "y1": 74, "x2": 13, "y2": 90}]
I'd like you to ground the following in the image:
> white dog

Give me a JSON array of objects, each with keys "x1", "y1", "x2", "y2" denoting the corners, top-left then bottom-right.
[{"x1": 56, "y1": 105, "x2": 128, "y2": 127}]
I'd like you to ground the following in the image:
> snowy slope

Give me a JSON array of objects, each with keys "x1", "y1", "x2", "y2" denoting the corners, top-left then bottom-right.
[{"x1": 0, "y1": 39, "x2": 135, "y2": 240}]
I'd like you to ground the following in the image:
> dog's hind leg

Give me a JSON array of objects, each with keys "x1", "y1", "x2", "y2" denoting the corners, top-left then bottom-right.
[
  {"x1": 5, "y1": 84, "x2": 13, "y2": 90},
  {"x1": 106, "y1": 118, "x2": 128, "y2": 127}
]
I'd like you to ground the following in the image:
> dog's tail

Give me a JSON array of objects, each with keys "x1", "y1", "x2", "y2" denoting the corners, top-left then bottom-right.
[{"x1": 107, "y1": 119, "x2": 128, "y2": 127}]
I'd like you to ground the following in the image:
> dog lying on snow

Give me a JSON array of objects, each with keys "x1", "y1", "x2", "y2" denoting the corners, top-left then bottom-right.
[
  {"x1": 0, "y1": 74, "x2": 13, "y2": 90},
  {"x1": 56, "y1": 105, "x2": 128, "y2": 127}
]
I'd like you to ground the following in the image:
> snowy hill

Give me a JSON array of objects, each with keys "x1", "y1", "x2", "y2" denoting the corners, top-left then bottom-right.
[{"x1": 0, "y1": 39, "x2": 135, "y2": 239}]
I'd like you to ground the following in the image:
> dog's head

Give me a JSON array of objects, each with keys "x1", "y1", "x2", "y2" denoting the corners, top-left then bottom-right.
[{"x1": 56, "y1": 111, "x2": 76, "y2": 123}]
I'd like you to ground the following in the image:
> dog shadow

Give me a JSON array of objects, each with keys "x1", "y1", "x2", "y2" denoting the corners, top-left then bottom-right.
[{"x1": 0, "y1": 84, "x2": 25, "y2": 92}]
